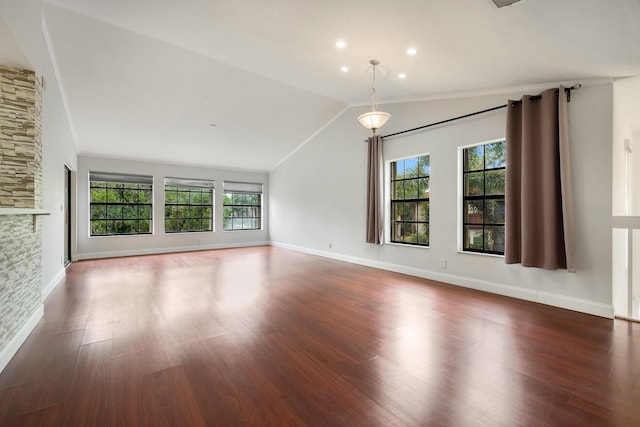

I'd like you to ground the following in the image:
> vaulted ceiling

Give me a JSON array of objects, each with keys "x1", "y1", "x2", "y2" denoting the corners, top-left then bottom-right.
[{"x1": 5, "y1": 0, "x2": 640, "y2": 171}]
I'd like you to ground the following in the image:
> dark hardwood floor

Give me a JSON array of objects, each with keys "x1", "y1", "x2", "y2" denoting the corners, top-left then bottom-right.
[{"x1": 0, "y1": 246, "x2": 638, "y2": 426}]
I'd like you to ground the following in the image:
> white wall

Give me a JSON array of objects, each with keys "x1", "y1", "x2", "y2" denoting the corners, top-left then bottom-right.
[
  {"x1": 0, "y1": 0, "x2": 78, "y2": 298},
  {"x1": 270, "y1": 83, "x2": 614, "y2": 318},
  {"x1": 611, "y1": 77, "x2": 640, "y2": 317},
  {"x1": 77, "y1": 156, "x2": 269, "y2": 259}
]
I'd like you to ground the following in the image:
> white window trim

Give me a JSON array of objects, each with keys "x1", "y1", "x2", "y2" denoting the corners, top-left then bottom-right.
[
  {"x1": 88, "y1": 171, "x2": 155, "y2": 238},
  {"x1": 384, "y1": 152, "x2": 431, "y2": 248},
  {"x1": 457, "y1": 137, "x2": 506, "y2": 257},
  {"x1": 163, "y1": 177, "x2": 215, "y2": 234}
]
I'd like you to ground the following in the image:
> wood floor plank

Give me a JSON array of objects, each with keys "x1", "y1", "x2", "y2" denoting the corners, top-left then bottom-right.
[{"x1": 0, "y1": 246, "x2": 638, "y2": 426}]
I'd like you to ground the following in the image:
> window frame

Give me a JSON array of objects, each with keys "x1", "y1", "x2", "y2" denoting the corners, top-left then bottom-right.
[
  {"x1": 385, "y1": 153, "x2": 431, "y2": 248},
  {"x1": 222, "y1": 181, "x2": 263, "y2": 232},
  {"x1": 164, "y1": 177, "x2": 215, "y2": 234},
  {"x1": 89, "y1": 172, "x2": 153, "y2": 237},
  {"x1": 458, "y1": 138, "x2": 506, "y2": 256}
]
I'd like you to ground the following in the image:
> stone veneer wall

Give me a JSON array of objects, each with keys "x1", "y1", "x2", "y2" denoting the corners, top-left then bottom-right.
[
  {"x1": 0, "y1": 65, "x2": 43, "y2": 362},
  {"x1": 0, "y1": 66, "x2": 42, "y2": 208},
  {"x1": 0, "y1": 216, "x2": 42, "y2": 352}
]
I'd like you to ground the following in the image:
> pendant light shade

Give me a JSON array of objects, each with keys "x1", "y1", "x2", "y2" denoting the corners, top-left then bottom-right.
[
  {"x1": 357, "y1": 111, "x2": 391, "y2": 131},
  {"x1": 358, "y1": 59, "x2": 390, "y2": 134}
]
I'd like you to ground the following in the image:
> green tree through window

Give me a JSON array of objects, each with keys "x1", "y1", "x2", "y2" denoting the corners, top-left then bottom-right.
[
  {"x1": 222, "y1": 181, "x2": 263, "y2": 231},
  {"x1": 164, "y1": 178, "x2": 214, "y2": 233},
  {"x1": 390, "y1": 155, "x2": 430, "y2": 246},
  {"x1": 89, "y1": 172, "x2": 153, "y2": 236},
  {"x1": 462, "y1": 140, "x2": 506, "y2": 254}
]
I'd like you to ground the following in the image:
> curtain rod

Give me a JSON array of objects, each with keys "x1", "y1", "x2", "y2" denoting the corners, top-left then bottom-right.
[{"x1": 372, "y1": 84, "x2": 581, "y2": 141}]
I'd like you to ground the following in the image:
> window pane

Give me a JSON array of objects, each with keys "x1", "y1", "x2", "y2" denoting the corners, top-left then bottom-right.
[
  {"x1": 107, "y1": 205, "x2": 121, "y2": 219},
  {"x1": 90, "y1": 188, "x2": 106, "y2": 203},
  {"x1": 464, "y1": 172, "x2": 484, "y2": 196},
  {"x1": 122, "y1": 205, "x2": 136, "y2": 219},
  {"x1": 91, "y1": 205, "x2": 106, "y2": 220},
  {"x1": 464, "y1": 146, "x2": 484, "y2": 171},
  {"x1": 464, "y1": 200, "x2": 484, "y2": 224},
  {"x1": 406, "y1": 202, "x2": 417, "y2": 221},
  {"x1": 191, "y1": 192, "x2": 202, "y2": 204},
  {"x1": 203, "y1": 206, "x2": 212, "y2": 219},
  {"x1": 201, "y1": 192, "x2": 212, "y2": 205},
  {"x1": 464, "y1": 225, "x2": 484, "y2": 250},
  {"x1": 177, "y1": 191, "x2": 189, "y2": 204},
  {"x1": 392, "y1": 181, "x2": 405, "y2": 200},
  {"x1": 417, "y1": 223, "x2": 429, "y2": 245},
  {"x1": 418, "y1": 155, "x2": 430, "y2": 176},
  {"x1": 393, "y1": 160, "x2": 405, "y2": 179},
  {"x1": 404, "y1": 157, "x2": 418, "y2": 177},
  {"x1": 106, "y1": 188, "x2": 121, "y2": 203},
  {"x1": 485, "y1": 142, "x2": 506, "y2": 169},
  {"x1": 121, "y1": 189, "x2": 134, "y2": 203},
  {"x1": 91, "y1": 220, "x2": 106, "y2": 236},
  {"x1": 391, "y1": 222, "x2": 403, "y2": 242},
  {"x1": 165, "y1": 190, "x2": 177, "y2": 204},
  {"x1": 123, "y1": 220, "x2": 136, "y2": 233},
  {"x1": 396, "y1": 202, "x2": 410, "y2": 221},
  {"x1": 166, "y1": 219, "x2": 178, "y2": 233},
  {"x1": 402, "y1": 179, "x2": 416, "y2": 199},
  {"x1": 139, "y1": 190, "x2": 152, "y2": 203},
  {"x1": 485, "y1": 226, "x2": 505, "y2": 253},
  {"x1": 139, "y1": 220, "x2": 150, "y2": 234},
  {"x1": 485, "y1": 199, "x2": 505, "y2": 224},
  {"x1": 485, "y1": 170, "x2": 505, "y2": 195},
  {"x1": 418, "y1": 201, "x2": 429, "y2": 222},
  {"x1": 402, "y1": 223, "x2": 417, "y2": 244},
  {"x1": 418, "y1": 177, "x2": 430, "y2": 199}
]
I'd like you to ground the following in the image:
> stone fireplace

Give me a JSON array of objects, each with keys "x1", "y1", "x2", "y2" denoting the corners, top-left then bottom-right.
[{"x1": 0, "y1": 65, "x2": 46, "y2": 371}]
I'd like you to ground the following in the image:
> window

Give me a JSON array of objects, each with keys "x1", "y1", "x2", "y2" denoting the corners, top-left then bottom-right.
[
  {"x1": 462, "y1": 140, "x2": 506, "y2": 254},
  {"x1": 90, "y1": 172, "x2": 153, "y2": 236},
  {"x1": 223, "y1": 181, "x2": 262, "y2": 231},
  {"x1": 389, "y1": 155, "x2": 430, "y2": 246},
  {"x1": 164, "y1": 178, "x2": 214, "y2": 233}
]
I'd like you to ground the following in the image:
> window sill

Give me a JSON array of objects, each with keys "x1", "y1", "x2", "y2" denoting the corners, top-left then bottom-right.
[
  {"x1": 457, "y1": 250, "x2": 504, "y2": 258},
  {"x1": 386, "y1": 242, "x2": 430, "y2": 249},
  {"x1": 164, "y1": 231, "x2": 215, "y2": 235}
]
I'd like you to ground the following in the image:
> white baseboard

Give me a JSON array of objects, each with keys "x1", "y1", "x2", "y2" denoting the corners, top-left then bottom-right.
[
  {"x1": 270, "y1": 241, "x2": 615, "y2": 319},
  {"x1": 77, "y1": 241, "x2": 270, "y2": 260},
  {"x1": 0, "y1": 304, "x2": 44, "y2": 374},
  {"x1": 42, "y1": 268, "x2": 65, "y2": 301}
]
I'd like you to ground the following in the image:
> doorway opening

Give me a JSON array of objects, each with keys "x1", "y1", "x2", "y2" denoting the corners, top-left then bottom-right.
[{"x1": 64, "y1": 165, "x2": 71, "y2": 266}]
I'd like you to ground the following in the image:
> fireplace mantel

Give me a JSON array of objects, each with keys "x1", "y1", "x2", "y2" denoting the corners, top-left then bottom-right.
[{"x1": 0, "y1": 208, "x2": 51, "y2": 216}]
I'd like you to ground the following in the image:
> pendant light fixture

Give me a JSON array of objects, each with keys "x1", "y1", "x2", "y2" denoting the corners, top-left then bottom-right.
[{"x1": 357, "y1": 59, "x2": 390, "y2": 134}]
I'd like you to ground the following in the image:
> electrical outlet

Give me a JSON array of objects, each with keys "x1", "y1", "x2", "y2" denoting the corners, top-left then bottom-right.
[{"x1": 440, "y1": 258, "x2": 447, "y2": 269}]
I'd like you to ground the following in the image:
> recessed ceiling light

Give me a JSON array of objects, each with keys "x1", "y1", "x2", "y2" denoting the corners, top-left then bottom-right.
[
  {"x1": 340, "y1": 66, "x2": 349, "y2": 73},
  {"x1": 336, "y1": 40, "x2": 346, "y2": 49},
  {"x1": 406, "y1": 48, "x2": 417, "y2": 56},
  {"x1": 398, "y1": 73, "x2": 407, "y2": 79}
]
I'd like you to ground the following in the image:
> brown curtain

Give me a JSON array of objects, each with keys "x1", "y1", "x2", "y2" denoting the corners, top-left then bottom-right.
[
  {"x1": 505, "y1": 86, "x2": 576, "y2": 271},
  {"x1": 366, "y1": 135, "x2": 383, "y2": 244}
]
